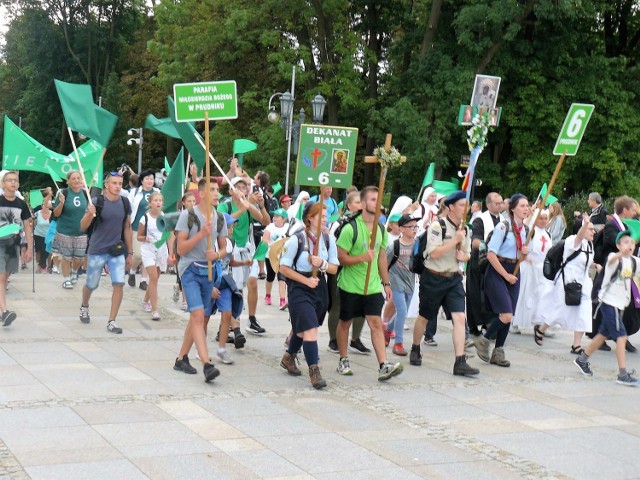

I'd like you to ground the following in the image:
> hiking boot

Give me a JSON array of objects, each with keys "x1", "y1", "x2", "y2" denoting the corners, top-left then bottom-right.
[
  {"x1": 490, "y1": 347, "x2": 511, "y2": 367},
  {"x1": 617, "y1": 370, "x2": 640, "y2": 386},
  {"x1": 453, "y1": 355, "x2": 480, "y2": 376},
  {"x1": 203, "y1": 363, "x2": 220, "y2": 382},
  {"x1": 234, "y1": 333, "x2": 246, "y2": 349},
  {"x1": 327, "y1": 339, "x2": 339, "y2": 353},
  {"x1": 349, "y1": 339, "x2": 371, "y2": 355},
  {"x1": 1, "y1": 311, "x2": 16, "y2": 327},
  {"x1": 409, "y1": 345, "x2": 422, "y2": 366},
  {"x1": 383, "y1": 323, "x2": 392, "y2": 347},
  {"x1": 248, "y1": 316, "x2": 266, "y2": 334},
  {"x1": 173, "y1": 355, "x2": 197, "y2": 374},
  {"x1": 79, "y1": 306, "x2": 90, "y2": 324},
  {"x1": 309, "y1": 365, "x2": 326, "y2": 389},
  {"x1": 280, "y1": 351, "x2": 302, "y2": 376},
  {"x1": 128, "y1": 273, "x2": 136, "y2": 287},
  {"x1": 378, "y1": 361, "x2": 404, "y2": 381},
  {"x1": 139, "y1": 281, "x2": 148, "y2": 291},
  {"x1": 574, "y1": 357, "x2": 593, "y2": 376},
  {"x1": 337, "y1": 357, "x2": 353, "y2": 375},
  {"x1": 474, "y1": 335, "x2": 491, "y2": 363},
  {"x1": 107, "y1": 320, "x2": 123, "y2": 334},
  {"x1": 392, "y1": 343, "x2": 408, "y2": 356}
]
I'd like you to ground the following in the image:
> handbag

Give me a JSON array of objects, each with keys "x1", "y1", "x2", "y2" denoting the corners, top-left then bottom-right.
[
  {"x1": 564, "y1": 281, "x2": 582, "y2": 306},
  {"x1": 108, "y1": 241, "x2": 126, "y2": 256}
]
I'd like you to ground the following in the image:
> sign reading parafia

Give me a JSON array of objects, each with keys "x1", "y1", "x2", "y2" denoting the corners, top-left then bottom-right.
[
  {"x1": 173, "y1": 81, "x2": 238, "y2": 122},
  {"x1": 295, "y1": 124, "x2": 358, "y2": 188}
]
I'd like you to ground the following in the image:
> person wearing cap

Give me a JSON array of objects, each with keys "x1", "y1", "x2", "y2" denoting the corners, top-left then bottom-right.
[
  {"x1": 335, "y1": 186, "x2": 404, "y2": 381},
  {"x1": 474, "y1": 193, "x2": 530, "y2": 368},
  {"x1": 532, "y1": 213, "x2": 594, "y2": 353},
  {"x1": 279, "y1": 201, "x2": 339, "y2": 389},
  {"x1": 386, "y1": 213, "x2": 402, "y2": 243},
  {"x1": 573, "y1": 226, "x2": 640, "y2": 386},
  {"x1": 383, "y1": 214, "x2": 418, "y2": 356},
  {"x1": 409, "y1": 190, "x2": 478, "y2": 376},
  {"x1": 280, "y1": 195, "x2": 292, "y2": 212},
  {"x1": 218, "y1": 176, "x2": 270, "y2": 335},
  {"x1": 262, "y1": 207, "x2": 291, "y2": 309},
  {"x1": 127, "y1": 169, "x2": 160, "y2": 290}
]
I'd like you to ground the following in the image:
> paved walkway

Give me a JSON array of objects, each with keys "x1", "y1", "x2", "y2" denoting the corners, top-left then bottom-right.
[{"x1": 1, "y1": 269, "x2": 640, "y2": 479}]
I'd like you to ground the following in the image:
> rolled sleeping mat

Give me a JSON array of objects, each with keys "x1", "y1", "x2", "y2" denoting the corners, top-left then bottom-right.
[{"x1": 157, "y1": 211, "x2": 181, "y2": 232}]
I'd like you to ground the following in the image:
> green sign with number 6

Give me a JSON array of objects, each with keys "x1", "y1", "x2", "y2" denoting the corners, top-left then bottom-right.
[{"x1": 553, "y1": 103, "x2": 595, "y2": 156}]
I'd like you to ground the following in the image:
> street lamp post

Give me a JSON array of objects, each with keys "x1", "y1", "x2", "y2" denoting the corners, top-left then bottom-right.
[{"x1": 127, "y1": 128, "x2": 143, "y2": 174}]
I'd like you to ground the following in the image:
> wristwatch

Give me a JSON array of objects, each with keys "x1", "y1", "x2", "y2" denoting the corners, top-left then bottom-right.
[{"x1": 382, "y1": 282, "x2": 391, "y2": 287}]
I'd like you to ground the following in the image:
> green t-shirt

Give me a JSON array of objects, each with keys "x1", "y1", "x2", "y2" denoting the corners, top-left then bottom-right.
[
  {"x1": 217, "y1": 200, "x2": 254, "y2": 248},
  {"x1": 53, "y1": 189, "x2": 88, "y2": 236},
  {"x1": 336, "y1": 215, "x2": 388, "y2": 295}
]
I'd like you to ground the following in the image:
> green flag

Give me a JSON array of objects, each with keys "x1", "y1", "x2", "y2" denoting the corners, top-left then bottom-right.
[
  {"x1": 29, "y1": 190, "x2": 44, "y2": 209},
  {"x1": 54, "y1": 79, "x2": 100, "y2": 139},
  {"x1": 253, "y1": 241, "x2": 268, "y2": 261},
  {"x1": 539, "y1": 183, "x2": 558, "y2": 206},
  {"x1": 46, "y1": 165, "x2": 63, "y2": 183},
  {"x1": 0, "y1": 224, "x2": 22, "y2": 239},
  {"x1": 450, "y1": 177, "x2": 460, "y2": 188},
  {"x1": 164, "y1": 157, "x2": 171, "y2": 174},
  {"x1": 432, "y1": 180, "x2": 458, "y2": 196},
  {"x1": 272, "y1": 181, "x2": 282, "y2": 196},
  {"x1": 145, "y1": 114, "x2": 180, "y2": 139},
  {"x1": 421, "y1": 163, "x2": 436, "y2": 187},
  {"x1": 296, "y1": 202, "x2": 304, "y2": 220},
  {"x1": 161, "y1": 148, "x2": 186, "y2": 213},
  {"x1": 93, "y1": 104, "x2": 118, "y2": 147},
  {"x1": 168, "y1": 96, "x2": 205, "y2": 171},
  {"x1": 233, "y1": 138, "x2": 258, "y2": 155}
]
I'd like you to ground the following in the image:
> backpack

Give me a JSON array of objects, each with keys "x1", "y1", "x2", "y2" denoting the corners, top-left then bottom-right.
[
  {"x1": 478, "y1": 220, "x2": 530, "y2": 272},
  {"x1": 592, "y1": 229, "x2": 606, "y2": 265},
  {"x1": 272, "y1": 231, "x2": 330, "y2": 274},
  {"x1": 409, "y1": 219, "x2": 447, "y2": 275},
  {"x1": 388, "y1": 239, "x2": 401, "y2": 270},
  {"x1": 333, "y1": 210, "x2": 384, "y2": 251},
  {"x1": 591, "y1": 256, "x2": 637, "y2": 303},
  {"x1": 186, "y1": 208, "x2": 225, "y2": 233},
  {"x1": 542, "y1": 240, "x2": 586, "y2": 281}
]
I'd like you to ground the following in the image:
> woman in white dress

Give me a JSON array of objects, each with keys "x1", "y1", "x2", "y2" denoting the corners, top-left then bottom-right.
[
  {"x1": 534, "y1": 214, "x2": 595, "y2": 354},
  {"x1": 512, "y1": 210, "x2": 551, "y2": 331},
  {"x1": 287, "y1": 191, "x2": 310, "y2": 221}
]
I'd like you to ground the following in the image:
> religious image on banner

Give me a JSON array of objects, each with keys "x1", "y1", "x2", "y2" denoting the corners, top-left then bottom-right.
[
  {"x1": 470, "y1": 75, "x2": 501, "y2": 111},
  {"x1": 331, "y1": 149, "x2": 348, "y2": 174}
]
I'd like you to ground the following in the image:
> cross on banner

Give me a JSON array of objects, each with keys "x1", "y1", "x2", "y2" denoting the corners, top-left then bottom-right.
[{"x1": 310, "y1": 147, "x2": 322, "y2": 169}]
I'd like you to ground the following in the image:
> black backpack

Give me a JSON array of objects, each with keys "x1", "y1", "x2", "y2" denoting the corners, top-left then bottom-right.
[
  {"x1": 85, "y1": 195, "x2": 131, "y2": 250},
  {"x1": 478, "y1": 220, "x2": 530, "y2": 272},
  {"x1": 388, "y1": 239, "x2": 401, "y2": 270},
  {"x1": 290, "y1": 231, "x2": 330, "y2": 273},
  {"x1": 409, "y1": 219, "x2": 447, "y2": 275},
  {"x1": 542, "y1": 240, "x2": 586, "y2": 281}
]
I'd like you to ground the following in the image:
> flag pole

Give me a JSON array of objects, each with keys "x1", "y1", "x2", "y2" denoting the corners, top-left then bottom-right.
[
  {"x1": 204, "y1": 113, "x2": 213, "y2": 281},
  {"x1": 66, "y1": 128, "x2": 94, "y2": 210},
  {"x1": 193, "y1": 134, "x2": 236, "y2": 191}
]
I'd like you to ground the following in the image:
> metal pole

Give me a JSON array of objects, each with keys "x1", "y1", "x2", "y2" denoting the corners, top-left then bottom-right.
[
  {"x1": 284, "y1": 66, "x2": 296, "y2": 195},
  {"x1": 137, "y1": 129, "x2": 143, "y2": 174}
]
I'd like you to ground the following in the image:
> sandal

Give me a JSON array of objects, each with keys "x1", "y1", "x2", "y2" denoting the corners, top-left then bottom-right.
[
  {"x1": 533, "y1": 325, "x2": 544, "y2": 346},
  {"x1": 570, "y1": 345, "x2": 584, "y2": 355}
]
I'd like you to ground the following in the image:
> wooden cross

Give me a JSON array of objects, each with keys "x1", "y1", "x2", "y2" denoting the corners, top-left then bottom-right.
[{"x1": 362, "y1": 134, "x2": 406, "y2": 295}]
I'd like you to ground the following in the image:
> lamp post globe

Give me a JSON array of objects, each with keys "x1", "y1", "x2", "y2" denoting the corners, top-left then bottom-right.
[{"x1": 311, "y1": 94, "x2": 327, "y2": 124}]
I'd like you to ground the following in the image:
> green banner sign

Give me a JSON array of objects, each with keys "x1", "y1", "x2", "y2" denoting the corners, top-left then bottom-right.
[
  {"x1": 553, "y1": 103, "x2": 595, "y2": 156},
  {"x1": 295, "y1": 124, "x2": 358, "y2": 188},
  {"x1": 173, "y1": 81, "x2": 238, "y2": 122}
]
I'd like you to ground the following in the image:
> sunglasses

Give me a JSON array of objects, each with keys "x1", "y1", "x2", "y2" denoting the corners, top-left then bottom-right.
[{"x1": 109, "y1": 171, "x2": 124, "y2": 177}]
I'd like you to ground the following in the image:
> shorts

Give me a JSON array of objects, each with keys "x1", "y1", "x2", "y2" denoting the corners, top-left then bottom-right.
[
  {"x1": 0, "y1": 244, "x2": 19, "y2": 274},
  {"x1": 52, "y1": 232, "x2": 88, "y2": 260},
  {"x1": 85, "y1": 253, "x2": 126, "y2": 290},
  {"x1": 140, "y1": 243, "x2": 168, "y2": 271},
  {"x1": 206, "y1": 286, "x2": 232, "y2": 316},
  {"x1": 339, "y1": 288, "x2": 385, "y2": 321},
  {"x1": 181, "y1": 263, "x2": 216, "y2": 313},
  {"x1": 598, "y1": 303, "x2": 627, "y2": 341},
  {"x1": 484, "y1": 262, "x2": 519, "y2": 315},
  {"x1": 418, "y1": 270, "x2": 466, "y2": 321}
]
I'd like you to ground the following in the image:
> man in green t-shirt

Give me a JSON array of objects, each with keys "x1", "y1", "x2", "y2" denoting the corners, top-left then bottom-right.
[{"x1": 335, "y1": 186, "x2": 404, "y2": 381}]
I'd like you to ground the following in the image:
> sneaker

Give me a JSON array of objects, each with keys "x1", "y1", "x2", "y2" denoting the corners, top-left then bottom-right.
[
  {"x1": 51, "y1": 266, "x2": 59, "y2": 274},
  {"x1": 327, "y1": 339, "x2": 339, "y2": 353},
  {"x1": 574, "y1": 357, "x2": 593, "y2": 376},
  {"x1": 410, "y1": 346, "x2": 422, "y2": 366},
  {"x1": 217, "y1": 350, "x2": 234, "y2": 365},
  {"x1": 173, "y1": 355, "x2": 197, "y2": 374},
  {"x1": 626, "y1": 340, "x2": 637, "y2": 353},
  {"x1": 281, "y1": 351, "x2": 302, "y2": 376},
  {"x1": 248, "y1": 316, "x2": 266, "y2": 334},
  {"x1": 79, "y1": 306, "x2": 90, "y2": 324},
  {"x1": 309, "y1": 365, "x2": 327, "y2": 389},
  {"x1": 378, "y1": 361, "x2": 404, "y2": 381},
  {"x1": 349, "y1": 339, "x2": 371, "y2": 355},
  {"x1": 511, "y1": 325, "x2": 521, "y2": 334},
  {"x1": 143, "y1": 301, "x2": 152, "y2": 312},
  {"x1": 214, "y1": 331, "x2": 234, "y2": 344},
  {"x1": 465, "y1": 338, "x2": 475, "y2": 349},
  {"x1": 258, "y1": 272, "x2": 267, "y2": 280},
  {"x1": 337, "y1": 357, "x2": 353, "y2": 375},
  {"x1": 62, "y1": 280, "x2": 74, "y2": 289},
  {"x1": 234, "y1": 333, "x2": 246, "y2": 349},
  {"x1": 423, "y1": 337, "x2": 438, "y2": 347},
  {"x1": 21, "y1": 263, "x2": 27, "y2": 270},
  {"x1": 128, "y1": 273, "x2": 136, "y2": 287},
  {"x1": 151, "y1": 311, "x2": 161, "y2": 321},
  {"x1": 617, "y1": 370, "x2": 640, "y2": 386},
  {"x1": 70, "y1": 273, "x2": 78, "y2": 285},
  {"x1": 203, "y1": 363, "x2": 220, "y2": 382},
  {"x1": 139, "y1": 281, "x2": 148, "y2": 291},
  {"x1": 107, "y1": 320, "x2": 123, "y2": 334},
  {"x1": 264, "y1": 294, "x2": 272, "y2": 306},
  {"x1": 180, "y1": 301, "x2": 188, "y2": 311},
  {"x1": 383, "y1": 324, "x2": 392, "y2": 347},
  {"x1": 392, "y1": 343, "x2": 408, "y2": 356},
  {"x1": 2, "y1": 311, "x2": 17, "y2": 327},
  {"x1": 172, "y1": 284, "x2": 180, "y2": 303},
  {"x1": 279, "y1": 298, "x2": 288, "y2": 310},
  {"x1": 453, "y1": 356, "x2": 480, "y2": 376}
]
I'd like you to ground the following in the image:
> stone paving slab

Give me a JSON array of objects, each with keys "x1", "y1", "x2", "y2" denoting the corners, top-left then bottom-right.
[{"x1": 2, "y1": 269, "x2": 640, "y2": 479}]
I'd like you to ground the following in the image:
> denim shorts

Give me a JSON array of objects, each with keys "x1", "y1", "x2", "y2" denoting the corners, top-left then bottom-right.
[
  {"x1": 598, "y1": 303, "x2": 627, "y2": 341},
  {"x1": 181, "y1": 263, "x2": 216, "y2": 312},
  {"x1": 85, "y1": 253, "x2": 125, "y2": 290},
  {"x1": 206, "y1": 286, "x2": 232, "y2": 316}
]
